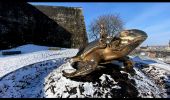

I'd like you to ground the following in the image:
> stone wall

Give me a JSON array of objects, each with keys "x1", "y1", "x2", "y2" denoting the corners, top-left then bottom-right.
[{"x1": 0, "y1": 2, "x2": 88, "y2": 50}]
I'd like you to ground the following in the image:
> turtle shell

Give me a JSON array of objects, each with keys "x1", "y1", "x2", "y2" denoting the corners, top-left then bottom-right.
[{"x1": 76, "y1": 39, "x2": 105, "y2": 57}]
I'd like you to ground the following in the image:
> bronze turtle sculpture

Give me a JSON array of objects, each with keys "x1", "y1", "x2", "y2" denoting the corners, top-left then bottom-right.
[{"x1": 62, "y1": 29, "x2": 148, "y2": 78}]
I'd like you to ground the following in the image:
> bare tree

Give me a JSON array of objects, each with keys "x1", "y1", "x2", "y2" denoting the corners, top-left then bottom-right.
[{"x1": 88, "y1": 14, "x2": 124, "y2": 41}]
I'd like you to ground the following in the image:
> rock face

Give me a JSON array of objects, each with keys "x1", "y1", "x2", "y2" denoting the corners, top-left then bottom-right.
[
  {"x1": 0, "y1": 2, "x2": 88, "y2": 50},
  {"x1": 44, "y1": 62, "x2": 165, "y2": 98},
  {"x1": 44, "y1": 62, "x2": 139, "y2": 98}
]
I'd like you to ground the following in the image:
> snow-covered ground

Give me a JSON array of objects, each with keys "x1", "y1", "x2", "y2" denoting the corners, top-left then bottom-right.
[
  {"x1": 132, "y1": 56, "x2": 170, "y2": 72},
  {"x1": 0, "y1": 44, "x2": 78, "y2": 78},
  {"x1": 0, "y1": 44, "x2": 170, "y2": 98},
  {"x1": 132, "y1": 56, "x2": 170, "y2": 98},
  {"x1": 0, "y1": 44, "x2": 49, "y2": 55}
]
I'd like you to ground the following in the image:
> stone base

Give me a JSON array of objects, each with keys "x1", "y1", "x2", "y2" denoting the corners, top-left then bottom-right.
[{"x1": 44, "y1": 62, "x2": 138, "y2": 98}]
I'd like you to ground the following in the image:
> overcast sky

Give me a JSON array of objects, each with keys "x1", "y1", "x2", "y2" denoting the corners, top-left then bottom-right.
[{"x1": 29, "y1": 2, "x2": 170, "y2": 46}]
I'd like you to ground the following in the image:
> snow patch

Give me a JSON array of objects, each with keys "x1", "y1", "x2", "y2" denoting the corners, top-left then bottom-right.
[{"x1": 0, "y1": 45, "x2": 78, "y2": 78}]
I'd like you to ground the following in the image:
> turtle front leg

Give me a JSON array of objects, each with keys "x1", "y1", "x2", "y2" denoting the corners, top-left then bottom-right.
[
  {"x1": 68, "y1": 56, "x2": 82, "y2": 64},
  {"x1": 62, "y1": 60, "x2": 98, "y2": 78},
  {"x1": 66, "y1": 56, "x2": 83, "y2": 69}
]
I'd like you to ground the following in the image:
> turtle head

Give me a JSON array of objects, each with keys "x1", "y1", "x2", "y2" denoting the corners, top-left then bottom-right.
[{"x1": 118, "y1": 29, "x2": 148, "y2": 47}]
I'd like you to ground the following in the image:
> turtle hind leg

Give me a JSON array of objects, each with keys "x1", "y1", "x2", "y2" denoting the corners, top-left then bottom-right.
[
  {"x1": 119, "y1": 56, "x2": 136, "y2": 75},
  {"x1": 124, "y1": 60, "x2": 135, "y2": 72},
  {"x1": 62, "y1": 61, "x2": 98, "y2": 78}
]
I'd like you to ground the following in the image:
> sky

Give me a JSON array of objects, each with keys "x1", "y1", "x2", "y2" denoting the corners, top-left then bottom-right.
[{"x1": 29, "y1": 2, "x2": 170, "y2": 46}]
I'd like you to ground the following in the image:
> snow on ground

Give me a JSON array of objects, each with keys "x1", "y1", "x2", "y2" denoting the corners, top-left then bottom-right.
[
  {"x1": 0, "y1": 56, "x2": 166, "y2": 98},
  {"x1": 132, "y1": 68, "x2": 166, "y2": 98},
  {"x1": 132, "y1": 56, "x2": 170, "y2": 72},
  {"x1": 43, "y1": 62, "x2": 137, "y2": 98},
  {"x1": 0, "y1": 60, "x2": 123, "y2": 98},
  {"x1": 0, "y1": 44, "x2": 49, "y2": 55},
  {"x1": 132, "y1": 56, "x2": 170, "y2": 98},
  {"x1": 0, "y1": 44, "x2": 79, "y2": 98},
  {"x1": 0, "y1": 58, "x2": 64, "y2": 98},
  {"x1": 0, "y1": 44, "x2": 78, "y2": 78},
  {"x1": 43, "y1": 61, "x2": 166, "y2": 98},
  {"x1": 0, "y1": 44, "x2": 170, "y2": 98}
]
